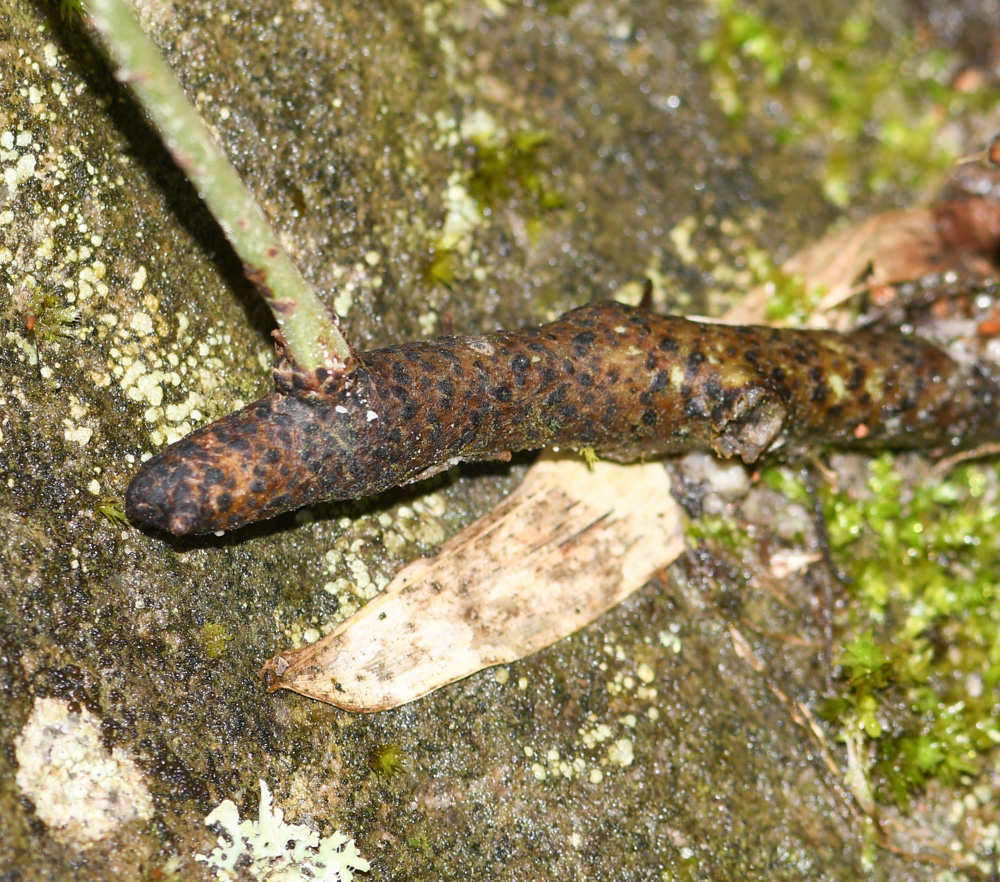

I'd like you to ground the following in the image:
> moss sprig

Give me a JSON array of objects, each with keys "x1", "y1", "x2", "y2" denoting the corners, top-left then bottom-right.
[{"x1": 817, "y1": 454, "x2": 1000, "y2": 808}]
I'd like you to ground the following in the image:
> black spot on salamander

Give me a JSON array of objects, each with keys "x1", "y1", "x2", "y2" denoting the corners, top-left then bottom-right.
[
  {"x1": 545, "y1": 385, "x2": 568, "y2": 407},
  {"x1": 511, "y1": 353, "x2": 531, "y2": 376},
  {"x1": 556, "y1": 403, "x2": 579, "y2": 423},
  {"x1": 650, "y1": 370, "x2": 670, "y2": 393},
  {"x1": 571, "y1": 330, "x2": 596, "y2": 357},
  {"x1": 389, "y1": 384, "x2": 411, "y2": 403},
  {"x1": 703, "y1": 376, "x2": 723, "y2": 403},
  {"x1": 628, "y1": 312, "x2": 650, "y2": 331},
  {"x1": 683, "y1": 395, "x2": 705, "y2": 419},
  {"x1": 685, "y1": 351, "x2": 706, "y2": 378}
]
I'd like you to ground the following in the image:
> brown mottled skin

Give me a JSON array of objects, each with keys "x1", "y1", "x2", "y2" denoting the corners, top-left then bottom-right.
[{"x1": 125, "y1": 302, "x2": 1000, "y2": 535}]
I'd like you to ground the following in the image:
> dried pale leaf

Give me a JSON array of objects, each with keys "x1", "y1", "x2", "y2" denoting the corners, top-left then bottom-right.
[{"x1": 259, "y1": 453, "x2": 683, "y2": 712}]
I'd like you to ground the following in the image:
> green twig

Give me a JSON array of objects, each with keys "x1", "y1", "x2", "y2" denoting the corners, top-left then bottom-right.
[{"x1": 86, "y1": 0, "x2": 352, "y2": 370}]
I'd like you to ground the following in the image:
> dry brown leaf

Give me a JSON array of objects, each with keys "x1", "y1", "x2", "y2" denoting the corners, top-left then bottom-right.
[
  {"x1": 259, "y1": 453, "x2": 684, "y2": 712},
  {"x1": 728, "y1": 209, "x2": 947, "y2": 328},
  {"x1": 794, "y1": 209, "x2": 948, "y2": 325}
]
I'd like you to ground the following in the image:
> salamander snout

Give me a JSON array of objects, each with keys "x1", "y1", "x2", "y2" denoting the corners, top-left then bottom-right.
[{"x1": 125, "y1": 447, "x2": 225, "y2": 536}]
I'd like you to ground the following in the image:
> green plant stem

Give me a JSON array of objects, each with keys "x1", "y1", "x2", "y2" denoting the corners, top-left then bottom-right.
[{"x1": 86, "y1": 0, "x2": 352, "y2": 370}]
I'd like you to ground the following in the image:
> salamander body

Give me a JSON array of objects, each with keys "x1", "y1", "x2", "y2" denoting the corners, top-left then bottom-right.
[{"x1": 125, "y1": 302, "x2": 1000, "y2": 535}]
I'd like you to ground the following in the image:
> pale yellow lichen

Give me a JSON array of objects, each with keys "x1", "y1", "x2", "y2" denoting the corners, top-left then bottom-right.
[
  {"x1": 197, "y1": 780, "x2": 369, "y2": 882},
  {"x1": 14, "y1": 697, "x2": 154, "y2": 847}
]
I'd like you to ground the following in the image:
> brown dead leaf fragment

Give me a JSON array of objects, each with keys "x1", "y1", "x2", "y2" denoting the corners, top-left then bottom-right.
[
  {"x1": 933, "y1": 165, "x2": 1000, "y2": 274},
  {"x1": 730, "y1": 164, "x2": 1000, "y2": 327},
  {"x1": 259, "y1": 454, "x2": 684, "y2": 712}
]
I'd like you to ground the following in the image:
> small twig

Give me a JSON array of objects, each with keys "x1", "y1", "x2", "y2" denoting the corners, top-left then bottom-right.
[
  {"x1": 85, "y1": 0, "x2": 352, "y2": 371},
  {"x1": 802, "y1": 463, "x2": 849, "y2": 693},
  {"x1": 932, "y1": 441, "x2": 1000, "y2": 478}
]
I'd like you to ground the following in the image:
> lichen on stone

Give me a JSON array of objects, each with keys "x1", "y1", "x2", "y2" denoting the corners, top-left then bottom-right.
[
  {"x1": 14, "y1": 697, "x2": 154, "y2": 847},
  {"x1": 196, "y1": 779, "x2": 370, "y2": 882}
]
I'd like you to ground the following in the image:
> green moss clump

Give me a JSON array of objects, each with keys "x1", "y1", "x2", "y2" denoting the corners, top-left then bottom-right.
[
  {"x1": 684, "y1": 511, "x2": 752, "y2": 555},
  {"x1": 697, "y1": 0, "x2": 994, "y2": 207},
  {"x1": 424, "y1": 121, "x2": 566, "y2": 289},
  {"x1": 197, "y1": 622, "x2": 234, "y2": 659},
  {"x1": 57, "y1": 0, "x2": 87, "y2": 20},
  {"x1": 697, "y1": 452, "x2": 1000, "y2": 809},
  {"x1": 424, "y1": 243, "x2": 458, "y2": 289},
  {"x1": 26, "y1": 290, "x2": 80, "y2": 345},
  {"x1": 96, "y1": 500, "x2": 128, "y2": 525},
  {"x1": 467, "y1": 127, "x2": 565, "y2": 219},
  {"x1": 369, "y1": 743, "x2": 407, "y2": 782},
  {"x1": 817, "y1": 453, "x2": 1000, "y2": 808},
  {"x1": 760, "y1": 269, "x2": 823, "y2": 326}
]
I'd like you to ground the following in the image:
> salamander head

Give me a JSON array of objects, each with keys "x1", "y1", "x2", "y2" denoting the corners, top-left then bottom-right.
[
  {"x1": 125, "y1": 449, "x2": 212, "y2": 535},
  {"x1": 124, "y1": 393, "x2": 325, "y2": 536}
]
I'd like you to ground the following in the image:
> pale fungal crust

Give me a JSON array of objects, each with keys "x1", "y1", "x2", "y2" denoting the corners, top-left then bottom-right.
[
  {"x1": 259, "y1": 452, "x2": 685, "y2": 712},
  {"x1": 14, "y1": 697, "x2": 154, "y2": 846},
  {"x1": 196, "y1": 779, "x2": 370, "y2": 882}
]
